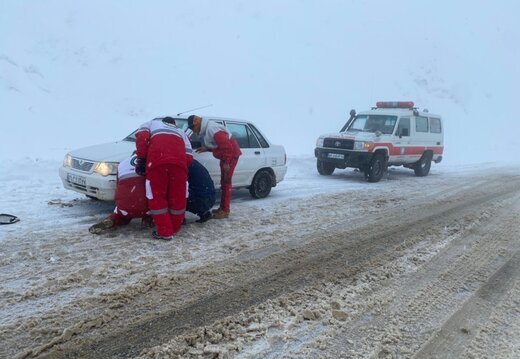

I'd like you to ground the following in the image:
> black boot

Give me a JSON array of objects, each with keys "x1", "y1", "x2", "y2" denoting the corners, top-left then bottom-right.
[{"x1": 196, "y1": 210, "x2": 212, "y2": 223}]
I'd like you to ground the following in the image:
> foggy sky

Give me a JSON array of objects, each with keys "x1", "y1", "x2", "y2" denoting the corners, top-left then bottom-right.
[{"x1": 1, "y1": 0, "x2": 519, "y2": 164}]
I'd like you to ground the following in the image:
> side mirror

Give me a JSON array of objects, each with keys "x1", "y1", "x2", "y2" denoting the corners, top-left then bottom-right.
[{"x1": 349, "y1": 109, "x2": 356, "y2": 117}]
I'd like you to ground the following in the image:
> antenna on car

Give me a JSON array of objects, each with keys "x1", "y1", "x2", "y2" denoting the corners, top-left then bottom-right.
[{"x1": 177, "y1": 104, "x2": 213, "y2": 116}]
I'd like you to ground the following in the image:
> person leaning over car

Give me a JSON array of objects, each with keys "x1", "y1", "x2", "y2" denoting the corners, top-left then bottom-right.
[
  {"x1": 89, "y1": 154, "x2": 151, "y2": 234},
  {"x1": 187, "y1": 115, "x2": 242, "y2": 219},
  {"x1": 135, "y1": 116, "x2": 193, "y2": 240}
]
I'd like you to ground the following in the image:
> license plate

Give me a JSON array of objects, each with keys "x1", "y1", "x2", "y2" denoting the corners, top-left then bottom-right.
[
  {"x1": 327, "y1": 153, "x2": 345, "y2": 159},
  {"x1": 67, "y1": 173, "x2": 86, "y2": 186}
]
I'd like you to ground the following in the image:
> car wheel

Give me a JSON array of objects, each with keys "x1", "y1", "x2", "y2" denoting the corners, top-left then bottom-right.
[
  {"x1": 317, "y1": 160, "x2": 335, "y2": 175},
  {"x1": 414, "y1": 152, "x2": 432, "y2": 177},
  {"x1": 366, "y1": 153, "x2": 385, "y2": 182},
  {"x1": 249, "y1": 170, "x2": 273, "y2": 199}
]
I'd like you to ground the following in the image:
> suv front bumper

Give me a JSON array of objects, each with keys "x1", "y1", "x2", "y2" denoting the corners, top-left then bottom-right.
[{"x1": 314, "y1": 147, "x2": 372, "y2": 168}]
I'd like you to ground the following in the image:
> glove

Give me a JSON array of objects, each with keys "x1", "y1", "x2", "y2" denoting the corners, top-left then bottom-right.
[
  {"x1": 195, "y1": 146, "x2": 209, "y2": 153},
  {"x1": 135, "y1": 157, "x2": 146, "y2": 176}
]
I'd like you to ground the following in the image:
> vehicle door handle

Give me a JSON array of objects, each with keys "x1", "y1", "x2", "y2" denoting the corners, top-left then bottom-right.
[{"x1": 254, "y1": 151, "x2": 261, "y2": 155}]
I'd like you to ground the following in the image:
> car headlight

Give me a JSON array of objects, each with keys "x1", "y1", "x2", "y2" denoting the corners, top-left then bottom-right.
[
  {"x1": 63, "y1": 154, "x2": 72, "y2": 167},
  {"x1": 95, "y1": 162, "x2": 118, "y2": 176},
  {"x1": 316, "y1": 138, "x2": 324, "y2": 147},
  {"x1": 354, "y1": 141, "x2": 374, "y2": 151}
]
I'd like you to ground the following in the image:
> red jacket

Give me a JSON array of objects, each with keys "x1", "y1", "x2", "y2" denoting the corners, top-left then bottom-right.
[
  {"x1": 135, "y1": 118, "x2": 193, "y2": 170},
  {"x1": 114, "y1": 156, "x2": 148, "y2": 217},
  {"x1": 212, "y1": 131, "x2": 242, "y2": 164},
  {"x1": 199, "y1": 118, "x2": 242, "y2": 164}
]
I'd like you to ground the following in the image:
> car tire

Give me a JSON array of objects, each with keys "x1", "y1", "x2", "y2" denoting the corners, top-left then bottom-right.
[
  {"x1": 317, "y1": 160, "x2": 335, "y2": 175},
  {"x1": 414, "y1": 152, "x2": 432, "y2": 177},
  {"x1": 366, "y1": 153, "x2": 385, "y2": 183},
  {"x1": 249, "y1": 170, "x2": 273, "y2": 199}
]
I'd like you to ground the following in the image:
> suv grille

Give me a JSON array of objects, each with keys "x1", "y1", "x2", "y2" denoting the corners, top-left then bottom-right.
[
  {"x1": 323, "y1": 138, "x2": 354, "y2": 150},
  {"x1": 72, "y1": 158, "x2": 94, "y2": 172}
]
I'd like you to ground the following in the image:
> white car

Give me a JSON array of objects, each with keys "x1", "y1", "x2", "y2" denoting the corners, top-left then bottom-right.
[{"x1": 59, "y1": 117, "x2": 287, "y2": 200}]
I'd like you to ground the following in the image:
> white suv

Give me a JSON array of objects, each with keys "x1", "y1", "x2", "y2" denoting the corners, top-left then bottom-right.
[
  {"x1": 315, "y1": 101, "x2": 443, "y2": 182},
  {"x1": 59, "y1": 117, "x2": 287, "y2": 200}
]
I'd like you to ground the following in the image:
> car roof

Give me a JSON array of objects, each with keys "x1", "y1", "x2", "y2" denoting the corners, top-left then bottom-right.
[{"x1": 357, "y1": 108, "x2": 441, "y2": 118}]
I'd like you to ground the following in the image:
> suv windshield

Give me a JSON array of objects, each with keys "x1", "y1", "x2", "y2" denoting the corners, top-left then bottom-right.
[
  {"x1": 123, "y1": 118, "x2": 189, "y2": 142},
  {"x1": 347, "y1": 115, "x2": 398, "y2": 134}
]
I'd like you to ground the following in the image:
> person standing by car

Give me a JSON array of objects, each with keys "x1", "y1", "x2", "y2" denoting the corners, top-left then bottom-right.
[
  {"x1": 187, "y1": 115, "x2": 242, "y2": 219},
  {"x1": 89, "y1": 155, "x2": 151, "y2": 234},
  {"x1": 135, "y1": 117, "x2": 193, "y2": 240}
]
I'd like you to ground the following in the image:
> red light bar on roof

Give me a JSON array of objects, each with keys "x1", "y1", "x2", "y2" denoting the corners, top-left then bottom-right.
[{"x1": 376, "y1": 101, "x2": 414, "y2": 109}]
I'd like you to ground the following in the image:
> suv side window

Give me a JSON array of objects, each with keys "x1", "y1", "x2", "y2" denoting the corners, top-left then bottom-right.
[
  {"x1": 430, "y1": 118, "x2": 442, "y2": 133},
  {"x1": 396, "y1": 117, "x2": 410, "y2": 137},
  {"x1": 226, "y1": 123, "x2": 261, "y2": 148},
  {"x1": 416, "y1": 116, "x2": 429, "y2": 133}
]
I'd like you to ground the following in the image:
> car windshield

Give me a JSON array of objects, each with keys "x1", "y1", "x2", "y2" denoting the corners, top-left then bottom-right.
[
  {"x1": 347, "y1": 115, "x2": 398, "y2": 134},
  {"x1": 122, "y1": 118, "x2": 189, "y2": 142}
]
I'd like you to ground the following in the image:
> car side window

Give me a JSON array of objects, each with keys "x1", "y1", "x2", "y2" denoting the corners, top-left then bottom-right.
[
  {"x1": 396, "y1": 117, "x2": 410, "y2": 137},
  {"x1": 430, "y1": 118, "x2": 442, "y2": 133},
  {"x1": 416, "y1": 116, "x2": 429, "y2": 133},
  {"x1": 248, "y1": 124, "x2": 270, "y2": 148},
  {"x1": 226, "y1": 123, "x2": 261, "y2": 148}
]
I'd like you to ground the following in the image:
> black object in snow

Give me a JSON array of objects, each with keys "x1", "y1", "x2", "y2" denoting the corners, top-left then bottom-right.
[{"x1": 0, "y1": 214, "x2": 20, "y2": 225}]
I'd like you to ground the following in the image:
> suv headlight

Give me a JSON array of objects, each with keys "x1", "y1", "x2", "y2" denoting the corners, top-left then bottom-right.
[
  {"x1": 63, "y1": 154, "x2": 72, "y2": 167},
  {"x1": 316, "y1": 138, "x2": 324, "y2": 147},
  {"x1": 354, "y1": 141, "x2": 374, "y2": 151},
  {"x1": 95, "y1": 162, "x2": 118, "y2": 176}
]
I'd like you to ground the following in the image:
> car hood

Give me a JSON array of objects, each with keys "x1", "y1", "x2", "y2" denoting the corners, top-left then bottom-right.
[{"x1": 68, "y1": 141, "x2": 135, "y2": 162}]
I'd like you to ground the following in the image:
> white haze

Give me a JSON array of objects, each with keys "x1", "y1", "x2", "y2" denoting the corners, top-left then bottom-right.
[{"x1": 1, "y1": 0, "x2": 519, "y2": 164}]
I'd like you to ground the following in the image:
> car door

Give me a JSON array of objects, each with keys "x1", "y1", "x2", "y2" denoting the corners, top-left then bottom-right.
[
  {"x1": 392, "y1": 116, "x2": 412, "y2": 164},
  {"x1": 410, "y1": 115, "x2": 430, "y2": 162},
  {"x1": 224, "y1": 121, "x2": 266, "y2": 187}
]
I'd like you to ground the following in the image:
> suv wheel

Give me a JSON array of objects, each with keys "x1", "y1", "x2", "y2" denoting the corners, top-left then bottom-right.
[
  {"x1": 249, "y1": 170, "x2": 273, "y2": 199},
  {"x1": 414, "y1": 152, "x2": 432, "y2": 177},
  {"x1": 317, "y1": 160, "x2": 335, "y2": 175},
  {"x1": 366, "y1": 153, "x2": 385, "y2": 182}
]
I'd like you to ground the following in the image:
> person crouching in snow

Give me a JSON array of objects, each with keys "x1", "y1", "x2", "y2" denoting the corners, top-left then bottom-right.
[
  {"x1": 187, "y1": 159, "x2": 216, "y2": 222},
  {"x1": 89, "y1": 155, "x2": 151, "y2": 234},
  {"x1": 135, "y1": 117, "x2": 193, "y2": 240},
  {"x1": 187, "y1": 115, "x2": 242, "y2": 219}
]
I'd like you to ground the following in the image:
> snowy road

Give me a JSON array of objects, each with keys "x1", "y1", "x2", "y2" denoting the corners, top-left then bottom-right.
[{"x1": 1, "y1": 158, "x2": 519, "y2": 359}]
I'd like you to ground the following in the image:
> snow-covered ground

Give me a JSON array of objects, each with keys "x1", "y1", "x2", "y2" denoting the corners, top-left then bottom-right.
[{"x1": 2, "y1": 156, "x2": 519, "y2": 358}]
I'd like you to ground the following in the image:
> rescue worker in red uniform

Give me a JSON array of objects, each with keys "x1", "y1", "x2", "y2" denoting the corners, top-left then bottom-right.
[
  {"x1": 187, "y1": 115, "x2": 242, "y2": 219},
  {"x1": 89, "y1": 155, "x2": 151, "y2": 234},
  {"x1": 135, "y1": 117, "x2": 193, "y2": 240}
]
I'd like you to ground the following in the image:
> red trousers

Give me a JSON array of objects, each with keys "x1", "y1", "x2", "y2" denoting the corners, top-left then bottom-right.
[
  {"x1": 109, "y1": 176, "x2": 149, "y2": 226},
  {"x1": 146, "y1": 164, "x2": 187, "y2": 237},
  {"x1": 219, "y1": 157, "x2": 239, "y2": 212}
]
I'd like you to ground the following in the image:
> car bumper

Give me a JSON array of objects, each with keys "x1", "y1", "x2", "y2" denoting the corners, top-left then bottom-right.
[
  {"x1": 273, "y1": 165, "x2": 288, "y2": 185},
  {"x1": 59, "y1": 166, "x2": 117, "y2": 201},
  {"x1": 314, "y1": 148, "x2": 372, "y2": 168}
]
